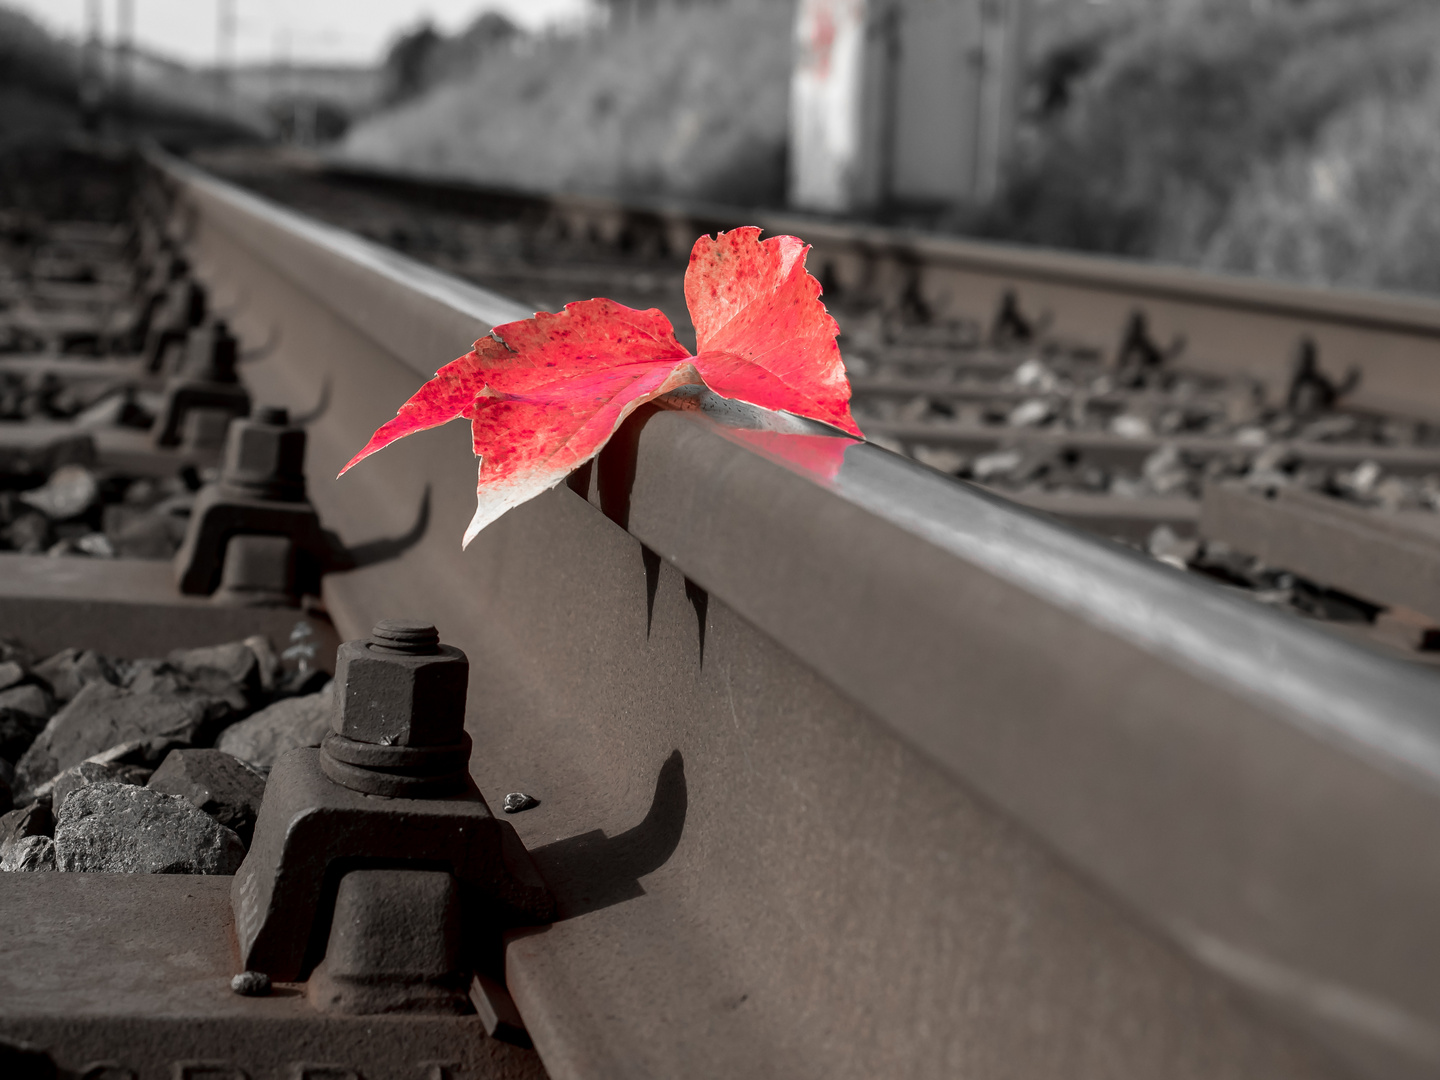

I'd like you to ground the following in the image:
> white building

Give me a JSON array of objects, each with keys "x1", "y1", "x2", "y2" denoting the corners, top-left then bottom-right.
[{"x1": 790, "y1": 0, "x2": 1030, "y2": 213}]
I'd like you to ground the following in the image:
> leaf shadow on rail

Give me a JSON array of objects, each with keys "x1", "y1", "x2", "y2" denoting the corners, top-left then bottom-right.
[
  {"x1": 561, "y1": 401, "x2": 663, "y2": 533},
  {"x1": 564, "y1": 405, "x2": 709, "y2": 670},
  {"x1": 524, "y1": 749, "x2": 688, "y2": 922}
]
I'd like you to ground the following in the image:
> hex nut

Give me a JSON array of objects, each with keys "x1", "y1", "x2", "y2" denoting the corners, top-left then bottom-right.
[
  {"x1": 222, "y1": 414, "x2": 306, "y2": 499},
  {"x1": 332, "y1": 639, "x2": 469, "y2": 747}
]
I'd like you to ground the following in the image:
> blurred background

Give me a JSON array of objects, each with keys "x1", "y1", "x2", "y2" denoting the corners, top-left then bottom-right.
[{"x1": 5, "y1": 0, "x2": 1439, "y2": 296}]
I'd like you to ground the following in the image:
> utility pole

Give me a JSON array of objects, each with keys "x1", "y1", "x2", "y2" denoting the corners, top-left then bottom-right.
[
  {"x1": 84, "y1": 0, "x2": 102, "y2": 65},
  {"x1": 115, "y1": 0, "x2": 134, "y2": 133},
  {"x1": 80, "y1": 0, "x2": 104, "y2": 133},
  {"x1": 216, "y1": 0, "x2": 237, "y2": 110},
  {"x1": 275, "y1": 27, "x2": 294, "y2": 144}
]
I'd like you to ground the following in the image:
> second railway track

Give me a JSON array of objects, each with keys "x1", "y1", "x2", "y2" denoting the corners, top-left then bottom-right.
[{"x1": 1, "y1": 144, "x2": 1439, "y2": 1079}]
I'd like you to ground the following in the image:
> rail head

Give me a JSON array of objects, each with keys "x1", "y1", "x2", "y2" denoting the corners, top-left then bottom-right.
[
  {"x1": 153, "y1": 148, "x2": 533, "y2": 374},
  {"x1": 156, "y1": 150, "x2": 1440, "y2": 1079}
]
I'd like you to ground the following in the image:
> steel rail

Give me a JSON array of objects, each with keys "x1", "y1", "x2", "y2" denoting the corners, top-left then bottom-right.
[
  {"x1": 160, "y1": 151, "x2": 1440, "y2": 1080},
  {"x1": 322, "y1": 163, "x2": 1440, "y2": 425}
]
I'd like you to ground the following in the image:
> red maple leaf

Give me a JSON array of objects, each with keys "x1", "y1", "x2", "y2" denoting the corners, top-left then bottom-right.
[{"x1": 341, "y1": 227, "x2": 862, "y2": 546}]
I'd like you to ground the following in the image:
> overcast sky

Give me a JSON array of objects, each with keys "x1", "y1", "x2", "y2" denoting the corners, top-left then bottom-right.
[{"x1": 6, "y1": 0, "x2": 591, "y2": 66}]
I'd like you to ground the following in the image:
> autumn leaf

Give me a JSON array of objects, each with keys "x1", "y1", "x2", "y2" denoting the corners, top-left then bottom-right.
[
  {"x1": 687, "y1": 229, "x2": 860, "y2": 439},
  {"x1": 341, "y1": 228, "x2": 861, "y2": 546}
]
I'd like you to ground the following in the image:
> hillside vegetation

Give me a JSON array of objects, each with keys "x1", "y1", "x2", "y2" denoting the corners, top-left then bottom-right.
[
  {"x1": 991, "y1": 0, "x2": 1440, "y2": 295},
  {"x1": 336, "y1": 0, "x2": 790, "y2": 206}
]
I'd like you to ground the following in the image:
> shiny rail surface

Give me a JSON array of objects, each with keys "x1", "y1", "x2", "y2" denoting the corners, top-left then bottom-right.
[{"x1": 158, "y1": 151, "x2": 1440, "y2": 1080}]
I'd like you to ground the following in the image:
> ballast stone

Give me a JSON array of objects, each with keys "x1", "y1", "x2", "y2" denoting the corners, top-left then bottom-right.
[
  {"x1": 1, "y1": 835, "x2": 55, "y2": 872},
  {"x1": 166, "y1": 641, "x2": 262, "y2": 700},
  {"x1": 31, "y1": 648, "x2": 117, "y2": 703},
  {"x1": 0, "y1": 660, "x2": 27, "y2": 692},
  {"x1": 0, "y1": 1034, "x2": 59, "y2": 1079},
  {"x1": 123, "y1": 658, "x2": 248, "y2": 716},
  {"x1": 0, "y1": 706, "x2": 49, "y2": 765},
  {"x1": 13, "y1": 683, "x2": 224, "y2": 799},
  {"x1": 218, "y1": 681, "x2": 333, "y2": 769},
  {"x1": 53, "y1": 781, "x2": 245, "y2": 874},
  {"x1": 0, "y1": 687, "x2": 56, "y2": 783},
  {"x1": 0, "y1": 684, "x2": 54, "y2": 723},
  {"x1": 147, "y1": 748, "x2": 266, "y2": 844},
  {"x1": 0, "y1": 803, "x2": 52, "y2": 850},
  {"x1": 50, "y1": 758, "x2": 147, "y2": 814}
]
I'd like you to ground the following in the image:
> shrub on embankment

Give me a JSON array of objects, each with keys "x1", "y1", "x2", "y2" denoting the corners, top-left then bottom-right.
[
  {"x1": 987, "y1": 0, "x2": 1440, "y2": 295},
  {"x1": 334, "y1": 0, "x2": 791, "y2": 207}
]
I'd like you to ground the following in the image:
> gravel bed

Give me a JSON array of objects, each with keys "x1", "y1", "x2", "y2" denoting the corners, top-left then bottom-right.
[{"x1": 0, "y1": 631, "x2": 330, "y2": 876}]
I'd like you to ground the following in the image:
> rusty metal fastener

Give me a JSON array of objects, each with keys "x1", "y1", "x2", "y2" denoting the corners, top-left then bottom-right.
[
  {"x1": 143, "y1": 278, "x2": 206, "y2": 371},
  {"x1": 172, "y1": 408, "x2": 335, "y2": 600},
  {"x1": 151, "y1": 319, "x2": 250, "y2": 448},
  {"x1": 232, "y1": 618, "x2": 554, "y2": 984},
  {"x1": 306, "y1": 869, "x2": 470, "y2": 1016},
  {"x1": 336, "y1": 619, "x2": 467, "y2": 744},
  {"x1": 322, "y1": 619, "x2": 471, "y2": 798},
  {"x1": 212, "y1": 534, "x2": 296, "y2": 607},
  {"x1": 221, "y1": 406, "x2": 306, "y2": 502},
  {"x1": 181, "y1": 318, "x2": 240, "y2": 383}
]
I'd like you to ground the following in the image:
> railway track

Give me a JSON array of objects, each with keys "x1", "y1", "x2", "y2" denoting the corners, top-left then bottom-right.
[
  {"x1": 1, "y1": 144, "x2": 1439, "y2": 1079},
  {"x1": 194, "y1": 148, "x2": 1440, "y2": 663}
]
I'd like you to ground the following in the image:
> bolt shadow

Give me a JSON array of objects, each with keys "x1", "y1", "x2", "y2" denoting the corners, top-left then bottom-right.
[
  {"x1": 567, "y1": 420, "x2": 707, "y2": 664},
  {"x1": 525, "y1": 749, "x2": 687, "y2": 921},
  {"x1": 564, "y1": 409, "x2": 676, "y2": 647},
  {"x1": 238, "y1": 321, "x2": 281, "y2": 363},
  {"x1": 289, "y1": 375, "x2": 331, "y2": 427},
  {"x1": 332, "y1": 484, "x2": 431, "y2": 570}
]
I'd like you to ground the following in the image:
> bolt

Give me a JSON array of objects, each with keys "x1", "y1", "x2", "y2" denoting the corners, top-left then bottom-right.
[
  {"x1": 180, "y1": 318, "x2": 238, "y2": 384},
  {"x1": 145, "y1": 279, "x2": 208, "y2": 369},
  {"x1": 220, "y1": 407, "x2": 306, "y2": 502},
  {"x1": 153, "y1": 279, "x2": 206, "y2": 333},
  {"x1": 331, "y1": 620, "x2": 469, "y2": 748},
  {"x1": 368, "y1": 619, "x2": 440, "y2": 655}
]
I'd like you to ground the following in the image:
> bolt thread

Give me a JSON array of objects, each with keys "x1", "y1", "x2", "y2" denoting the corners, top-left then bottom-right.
[{"x1": 368, "y1": 619, "x2": 440, "y2": 655}]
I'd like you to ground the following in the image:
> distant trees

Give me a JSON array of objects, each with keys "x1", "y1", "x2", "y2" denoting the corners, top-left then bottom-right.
[{"x1": 380, "y1": 13, "x2": 522, "y2": 106}]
